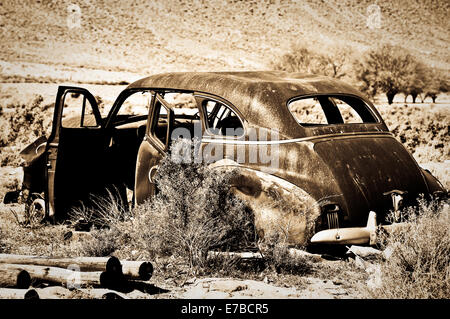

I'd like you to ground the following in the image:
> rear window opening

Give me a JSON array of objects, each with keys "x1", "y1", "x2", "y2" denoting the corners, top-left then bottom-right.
[{"x1": 288, "y1": 95, "x2": 378, "y2": 126}]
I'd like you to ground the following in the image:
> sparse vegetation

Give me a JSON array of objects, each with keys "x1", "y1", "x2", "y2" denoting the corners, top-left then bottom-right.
[
  {"x1": 77, "y1": 228, "x2": 119, "y2": 257},
  {"x1": 118, "y1": 139, "x2": 256, "y2": 270},
  {"x1": 368, "y1": 197, "x2": 450, "y2": 299},
  {"x1": 355, "y1": 44, "x2": 422, "y2": 104},
  {"x1": 377, "y1": 103, "x2": 449, "y2": 163},
  {"x1": 259, "y1": 236, "x2": 312, "y2": 276},
  {"x1": 272, "y1": 44, "x2": 352, "y2": 79},
  {"x1": 0, "y1": 228, "x2": 8, "y2": 253},
  {"x1": 0, "y1": 95, "x2": 52, "y2": 166}
]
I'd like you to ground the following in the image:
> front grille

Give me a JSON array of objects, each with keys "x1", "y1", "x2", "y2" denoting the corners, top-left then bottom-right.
[
  {"x1": 327, "y1": 211, "x2": 340, "y2": 229},
  {"x1": 314, "y1": 204, "x2": 342, "y2": 233}
]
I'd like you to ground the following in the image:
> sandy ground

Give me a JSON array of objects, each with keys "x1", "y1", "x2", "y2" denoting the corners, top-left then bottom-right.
[{"x1": 152, "y1": 276, "x2": 357, "y2": 299}]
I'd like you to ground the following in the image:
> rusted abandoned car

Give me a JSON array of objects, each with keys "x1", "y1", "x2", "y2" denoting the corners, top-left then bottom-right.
[{"x1": 6, "y1": 71, "x2": 446, "y2": 245}]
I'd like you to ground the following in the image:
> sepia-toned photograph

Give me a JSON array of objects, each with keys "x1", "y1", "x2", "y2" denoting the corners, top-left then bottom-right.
[{"x1": 0, "y1": 0, "x2": 448, "y2": 307}]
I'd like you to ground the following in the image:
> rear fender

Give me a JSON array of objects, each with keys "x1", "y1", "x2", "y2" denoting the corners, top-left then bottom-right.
[
  {"x1": 210, "y1": 159, "x2": 321, "y2": 245},
  {"x1": 420, "y1": 168, "x2": 447, "y2": 198}
]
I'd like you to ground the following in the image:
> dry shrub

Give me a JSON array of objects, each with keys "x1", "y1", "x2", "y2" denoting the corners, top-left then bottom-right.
[
  {"x1": 124, "y1": 139, "x2": 256, "y2": 269},
  {"x1": 78, "y1": 228, "x2": 119, "y2": 257},
  {"x1": 377, "y1": 104, "x2": 449, "y2": 163},
  {"x1": 69, "y1": 139, "x2": 256, "y2": 269},
  {"x1": 68, "y1": 187, "x2": 130, "y2": 229},
  {"x1": 67, "y1": 188, "x2": 130, "y2": 257},
  {"x1": 0, "y1": 228, "x2": 9, "y2": 253},
  {"x1": 369, "y1": 197, "x2": 450, "y2": 298},
  {"x1": 259, "y1": 234, "x2": 313, "y2": 276},
  {"x1": 201, "y1": 253, "x2": 265, "y2": 277},
  {"x1": 0, "y1": 95, "x2": 52, "y2": 166}
]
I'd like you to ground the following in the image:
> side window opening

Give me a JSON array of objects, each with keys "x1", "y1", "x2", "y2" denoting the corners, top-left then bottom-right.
[
  {"x1": 152, "y1": 97, "x2": 169, "y2": 146},
  {"x1": 163, "y1": 92, "x2": 202, "y2": 139},
  {"x1": 116, "y1": 90, "x2": 152, "y2": 118},
  {"x1": 288, "y1": 95, "x2": 377, "y2": 126},
  {"x1": 150, "y1": 91, "x2": 203, "y2": 147},
  {"x1": 62, "y1": 92, "x2": 99, "y2": 128},
  {"x1": 202, "y1": 100, "x2": 244, "y2": 137},
  {"x1": 289, "y1": 97, "x2": 328, "y2": 125}
]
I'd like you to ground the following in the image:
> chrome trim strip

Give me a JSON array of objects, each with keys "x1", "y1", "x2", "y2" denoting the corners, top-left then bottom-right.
[{"x1": 201, "y1": 132, "x2": 393, "y2": 145}]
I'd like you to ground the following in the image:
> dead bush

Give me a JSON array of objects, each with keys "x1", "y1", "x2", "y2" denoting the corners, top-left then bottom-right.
[
  {"x1": 0, "y1": 228, "x2": 9, "y2": 253},
  {"x1": 126, "y1": 139, "x2": 255, "y2": 269},
  {"x1": 0, "y1": 95, "x2": 52, "y2": 166},
  {"x1": 68, "y1": 187, "x2": 130, "y2": 229},
  {"x1": 78, "y1": 228, "x2": 119, "y2": 257},
  {"x1": 369, "y1": 197, "x2": 450, "y2": 298},
  {"x1": 259, "y1": 234, "x2": 312, "y2": 275}
]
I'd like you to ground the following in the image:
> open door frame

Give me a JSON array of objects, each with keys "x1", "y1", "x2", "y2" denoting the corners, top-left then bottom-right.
[{"x1": 45, "y1": 86, "x2": 102, "y2": 221}]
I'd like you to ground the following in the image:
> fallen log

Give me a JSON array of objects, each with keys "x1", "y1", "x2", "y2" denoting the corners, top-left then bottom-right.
[
  {"x1": 63, "y1": 231, "x2": 94, "y2": 242},
  {"x1": 0, "y1": 264, "x2": 110, "y2": 288},
  {"x1": 208, "y1": 249, "x2": 323, "y2": 262},
  {"x1": 0, "y1": 254, "x2": 121, "y2": 274},
  {"x1": 0, "y1": 266, "x2": 31, "y2": 288},
  {"x1": 32, "y1": 286, "x2": 128, "y2": 299},
  {"x1": 121, "y1": 261, "x2": 154, "y2": 281},
  {"x1": 208, "y1": 251, "x2": 263, "y2": 260},
  {"x1": 287, "y1": 248, "x2": 324, "y2": 262},
  {"x1": 346, "y1": 245, "x2": 383, "y2": 260},
  {"x1": 0, "y1": 288, "x2": 39, "y2": 299},
  {"x1": 0, "y1": 254, "x2": 153, "y2": 280}
]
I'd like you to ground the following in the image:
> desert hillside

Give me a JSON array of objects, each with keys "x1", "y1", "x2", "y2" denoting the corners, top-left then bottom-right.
[{"x1": 0, "y1": 0, "x2": 449, "y2": 82}]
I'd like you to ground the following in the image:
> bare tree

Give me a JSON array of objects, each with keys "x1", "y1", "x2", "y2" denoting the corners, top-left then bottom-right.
[
  {"x1": 355, "y1": 44, "x2": 418, "y2": 104},
  {"x1": 421, "y1": 68, "x2": 449, "y2": 103},
  {"x1": 272, "y1": 46, "x2": 319, "y2": 74},
  {"x1": 317, "y1": 47, "x2": 352, "y2": 79},
  {"x1": 402, "y1": 61, "x2": 428, "y2": 103},
  {"x1": 272, "y1": 45, "x2": 351, "y2": 79}
]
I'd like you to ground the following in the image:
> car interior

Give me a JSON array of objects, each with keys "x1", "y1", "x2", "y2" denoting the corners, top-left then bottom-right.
[
  {"x1": 51, "y1": 89, "x2": 246, "y2": 215},
  {"x1": 109, "y1": 91, "x2": 244, "y2": 188}
]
